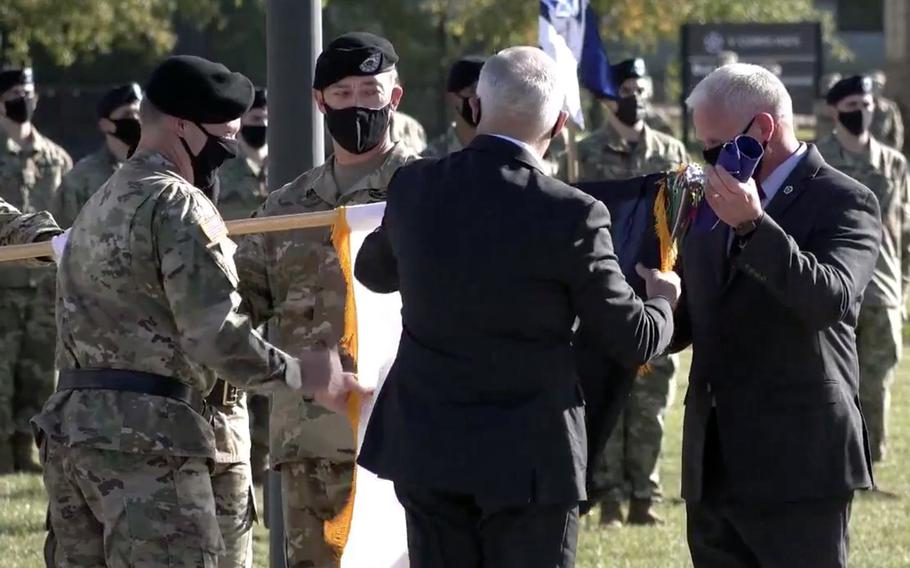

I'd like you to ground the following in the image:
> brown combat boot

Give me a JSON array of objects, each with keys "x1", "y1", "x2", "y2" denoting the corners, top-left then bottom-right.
[
  {"x1": 0, "y1": 438, "x2": 14, "y2": 474},
  {"x1": 627, "y1": 498, "x2": 664, "y2": 526},
  {"x1": 12, "y1": 431, "x2": 42, "y2": 473},
  {"x1": 599, "y1": 500, "x2": 624, "y2": 528}
]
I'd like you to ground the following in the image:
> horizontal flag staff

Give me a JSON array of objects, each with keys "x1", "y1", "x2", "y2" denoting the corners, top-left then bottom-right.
[{"x1": 0, "y1": 209, "x2": 340, "y2": 264}]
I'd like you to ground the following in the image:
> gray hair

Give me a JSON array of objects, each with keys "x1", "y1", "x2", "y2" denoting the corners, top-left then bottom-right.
[
  {"x1": 686, "y1": 63, "x2": 793, "y2": 121},
  {"x1": 476, "y1": 46, "x2": 565, "y2": 138}
]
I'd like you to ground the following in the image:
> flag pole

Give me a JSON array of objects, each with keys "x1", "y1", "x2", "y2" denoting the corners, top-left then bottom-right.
[
  {"x1": 566, "y1": 121, "x2": 580, "y2": 184},
  {"x1": 0, "y1": 209, "x2": 339, "y2": 264}
]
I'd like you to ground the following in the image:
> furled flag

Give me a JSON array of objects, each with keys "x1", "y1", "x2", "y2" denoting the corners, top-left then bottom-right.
[
  {"x1": 539, "y1": 0, "x2": 616, "y2": 127},
  {"x1": 326, "y1": 202, "x2": 409, "y2": 568}
]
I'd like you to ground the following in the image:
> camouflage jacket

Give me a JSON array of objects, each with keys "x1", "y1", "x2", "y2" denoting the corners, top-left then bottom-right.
[
  {"x1": 217, "y1": 154, "x2": 268, "y2": 221},
  {"x1": 33, "y1": 150, "x2": 301, "y2": 459},
  {"x1": 0, "y1": 196, "x2": 61, "y2": 246},
  {"x1": 236, "y1": 143, "x2": 418, "y2": 466},
  {"x1": 570, "y1": 122, "x2": 688, "y2": 182},
  {"x1": 53, "y1": 145, "x2": 121, "y2": 228},
  {"x1": 0, "y1": 128, "x2": 71, "y2": 287},
  {"x1": 871, "y1": 96, "x2": 905, "y2": 152},
  {"x1": 817, "y1": 135, "x2": 910, "y2": 308},
  {"x1": 390, "y1": 111, "x2": 428, "y2": 156}
]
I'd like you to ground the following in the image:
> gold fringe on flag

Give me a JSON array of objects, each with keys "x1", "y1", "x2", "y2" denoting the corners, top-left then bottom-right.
[
  {"x1": 325, "y1": 206, "x2": 362, "y2": 561},
  {"x1": 653, "y1": 174, "x2": 679, "y2": 273}
]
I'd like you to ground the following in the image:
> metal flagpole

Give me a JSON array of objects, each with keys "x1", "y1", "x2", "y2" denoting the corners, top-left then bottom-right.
[{"x1": 266, "y1": 1, "x2": 323, "y2": 566}]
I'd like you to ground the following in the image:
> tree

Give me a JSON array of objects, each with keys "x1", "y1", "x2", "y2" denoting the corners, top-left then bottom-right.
[{"x1": 0, "y1": 0, "x2": 231, "y2": 67}]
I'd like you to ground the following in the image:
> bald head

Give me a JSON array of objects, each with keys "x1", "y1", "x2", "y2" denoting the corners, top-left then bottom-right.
[{"x1": 475, "y1": 46, "x2": 566, "y2": 148}]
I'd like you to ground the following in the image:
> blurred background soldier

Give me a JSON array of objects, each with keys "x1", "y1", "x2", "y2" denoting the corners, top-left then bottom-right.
[
  {"x1": 218, "y1": 87, "x2": 269, "y2": 222},
  {"x1": 423, "y1": 55, "x2": 486, "y2": 157},
  {"x1": 567, "y1": 57, "x2": 687, "y2": 527},
  {"x1": 0, "y1": 66, "x2": 71, "y2": 473},
  {"x1": 870, "y1": 70, "x2": 905, "y2": 152},
  {"x1": 815, "y1": 72, "x2": 843, "y2": 142},
  {"x1": 53, "y1": 82, "x2": 142, "y2": 228},
  {"x1": 817, "y1": 75, "x2": 910, "y2": 464}
]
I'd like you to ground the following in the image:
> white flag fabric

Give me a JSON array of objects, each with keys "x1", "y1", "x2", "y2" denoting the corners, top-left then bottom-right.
[
  {"x1": 336, "y1": 202, "x2": 409, "y2": 568},
  {"x1": 539, "y1": 0, "x2": 586, "y2": 128}
]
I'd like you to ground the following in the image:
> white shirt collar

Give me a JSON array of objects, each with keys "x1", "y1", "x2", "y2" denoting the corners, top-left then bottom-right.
[{"x1": 760, "y1": 143, "x2": 808, "y2": 206}]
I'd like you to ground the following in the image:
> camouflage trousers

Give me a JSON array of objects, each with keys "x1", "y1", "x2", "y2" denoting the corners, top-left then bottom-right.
[
  {"x1": 856, "y1": 305, "x2": 903, "y2": 462},
  {"x1": 281, "y1": 458, "x2": 355, "y2": 568},
  {"x1": 212, "y1": 461, "x2": 256, "y2": 568},
  {"x1": 0, "y1": 284, "x2": 56, "y2": 437},
  {"x1": 592, "y1": 354, "x2": 678, "y2": 502},
  {"x1": 41, "y1": 439, "x2": 223, "y2": 567}
]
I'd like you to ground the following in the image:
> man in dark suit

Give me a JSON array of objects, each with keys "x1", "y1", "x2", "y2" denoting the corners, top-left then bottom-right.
[
  {"x1": 677, "y1": 63, "x2": 882, "y2": 567},
  {"x1": 354, "y1": 46, "x2": 680, "y2": 568}
]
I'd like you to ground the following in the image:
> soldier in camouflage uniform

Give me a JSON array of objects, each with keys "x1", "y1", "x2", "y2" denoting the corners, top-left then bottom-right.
[
  {"x1": 423, "y1": 55, "x2": 486, "y2": 158},
  {"x1": 218, "y1": 87, "x2": 269, "y2": 221},
  {"x1": 0, "y1": 67, "x2": 72, "y2": 473},
  {"x1": 53, "y1": 83, "x2": 142, "y2": 228},
  {"x1": 236, "y1": 33, "x2": 417, "y2": 568},
  {"x1": 815, "y1": 73, "x2": 843, "y2": 143},
  {"x1": 566, "y1": 58, "x2": 688, "y2": 527},
  {"x1": 33, "y1": 55, "x2": 363, "y2": 568},
  {"x1": 817, "y1": 75, "x2": 910, "y2": 464},
  {"x1": 870, "y1": 70, "x2": 905, "y2": 152}
]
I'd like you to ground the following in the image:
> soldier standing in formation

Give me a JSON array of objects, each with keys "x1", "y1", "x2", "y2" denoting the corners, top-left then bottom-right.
[
  {"x1": 566, "y1": 58, "x2": 688, "y2": 527},
  {"x1": 423, "y1": 55, "x2": 486, "y2": 157},
  {"x1": 870, "y1": 70, "x2": 905, "y2": 152},
  {"x1": 236, "y1": 32, "x2": 418, "y2": 568},
  {"x1": 53, "y1": 83, "x2": 142, "y2": 228},
  {"x1": 0, "y1": 66, "x2": 71, "y2": 473},
  {"x1": 817, "y1": 75, "x2": 910, "y2": 464},
  {"x1": 34, "y1": 55, "x2": 365, "y2": 567}
]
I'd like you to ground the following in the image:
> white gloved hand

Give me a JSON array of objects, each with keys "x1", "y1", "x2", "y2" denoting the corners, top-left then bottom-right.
[{"x1": 51, "y1": 228, "x2": 70, "y2": 263}]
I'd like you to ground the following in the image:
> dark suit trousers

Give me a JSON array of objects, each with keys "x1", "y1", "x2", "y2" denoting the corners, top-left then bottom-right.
[
  {"x1": 687, "y1": 411, "x2": 853, "y2": 568},
  {"x1": 394, "y1": 484, "x2": 579, "y2": 568}
]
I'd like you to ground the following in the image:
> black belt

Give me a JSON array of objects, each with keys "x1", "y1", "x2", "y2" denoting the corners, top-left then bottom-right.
[
  {"x1": 58, "y1": 368, "x2": 205, "y2": 414},
  {"x1": 206, "y1": 378, "x2": 240, "y2": 408}
]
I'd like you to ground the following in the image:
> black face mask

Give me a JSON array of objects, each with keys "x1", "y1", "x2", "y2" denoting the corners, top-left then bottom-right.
[
  {"x1": 324, "y1": 103, "x2": 392, "y2": 154},
  {"x1": 5, "y1": 96, "x2": 36, "y2": 124},
  {"x1": 109, "y1": 118, "x2": 142, "y2": 157},
  {"x1": 457, "y1": 96, "x2": 479, "y2": 128},
  {"x1": 838, "y1": 110, "x2": 866, "y2": 137},
  {"x1": 702, "y1": 116, "x2": 758, "y2": 166},
  {"x1": 615, "y1": 95, "x2": 646, "y2": 127},
  {"x1": 180, "y1": 122, "x2": 239, "y2": 194},
  {"x1": 240, "y1": 124, "x2": 267, "y2": 149}
]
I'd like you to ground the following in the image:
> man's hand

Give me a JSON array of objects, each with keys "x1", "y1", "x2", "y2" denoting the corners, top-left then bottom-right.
[
  {"x1": 635, "y1": 263, "x2": 682, "y2": 308},
  {"x1": 51, "y1": 228, "x2": 70, "y2": 263},
  {"x1": 704, "y1": 165, "x2": 763, "y2": 228},
  {"x1": 296, "y1": 348, "x2": 374, "y2": 414}
]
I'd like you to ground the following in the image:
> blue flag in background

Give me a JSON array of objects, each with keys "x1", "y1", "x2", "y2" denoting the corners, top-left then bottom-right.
[{"x1": 539, "y1": 0, "x2": 615, "y2": 128}]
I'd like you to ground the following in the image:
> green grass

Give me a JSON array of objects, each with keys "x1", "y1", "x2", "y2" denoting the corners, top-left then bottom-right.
[{"x1": 5, "y1": 349, "x2": 910, "y2": 567}]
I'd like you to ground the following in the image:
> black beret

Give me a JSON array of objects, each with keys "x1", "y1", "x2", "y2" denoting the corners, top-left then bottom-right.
[
  {"x1": 611, "y1": 58, "x2": 648, "y2": 85},
  {"x1": 313, "y1": 32, "x2": 399, "y2": 90},
  {"x1": 251, "y1": 88, "x2": 267, "y2": 110},
  {"x1": 446, "y1": 55, "x2": 486, "y2": 93},
  {"x1": 145, "y1": 55, "x2": 253, "y2": 124},
  {"x1": 826, "y1": 75, "x2": 873, "y2": 106},
  {"x1": 96, "y1": 83, "x2": 143, "y2": 119},
  {"x1": 0, "y1": 67, "x2": 33, "y2": 95}
]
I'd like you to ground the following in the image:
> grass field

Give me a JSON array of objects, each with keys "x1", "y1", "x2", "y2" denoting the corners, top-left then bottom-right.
[{"x1": 4, "y1": 350, "x2": 910, "y2": 567}]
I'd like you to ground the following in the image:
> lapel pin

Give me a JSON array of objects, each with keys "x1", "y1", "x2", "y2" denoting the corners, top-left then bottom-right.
[{"x1": 783, "y1": 185, "x2": 794, "y2": 195}]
